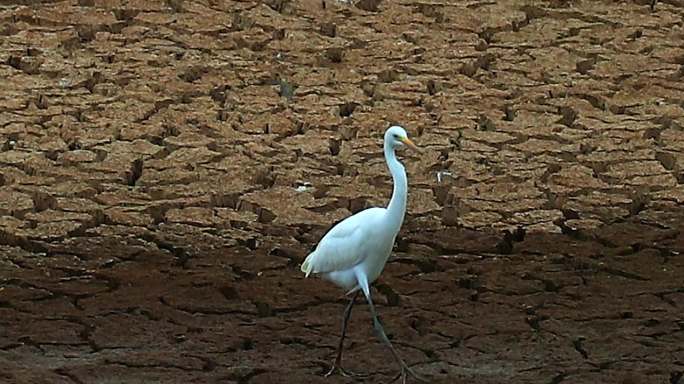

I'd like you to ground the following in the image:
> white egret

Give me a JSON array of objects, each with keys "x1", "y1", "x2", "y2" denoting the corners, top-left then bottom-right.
[{"x1": 301, "y1": 126, "x2": 425, "y2": 383}]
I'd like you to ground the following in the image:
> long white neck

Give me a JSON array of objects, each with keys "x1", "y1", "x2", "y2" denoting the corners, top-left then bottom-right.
[{"x1": 384, "y1": 140, "x2": 408, "y2": 233}]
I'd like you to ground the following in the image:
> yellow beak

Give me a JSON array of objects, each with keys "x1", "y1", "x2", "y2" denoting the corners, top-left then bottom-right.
[{"x1": 401, "y1": 137, "x2": 420, "y2": 152}]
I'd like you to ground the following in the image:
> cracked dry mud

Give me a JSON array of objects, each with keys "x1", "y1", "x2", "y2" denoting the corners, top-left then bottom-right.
[{"x1": 1, "y1": 0, "x2": 683, "y2": 383}]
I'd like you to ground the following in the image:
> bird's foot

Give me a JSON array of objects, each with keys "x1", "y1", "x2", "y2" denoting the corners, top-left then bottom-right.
[
  {"x1": 325, "y1": 363, "x2": 366, "y2": 378},
  {"x1": 389, "y1": 364, "x2": 428, "y2": 384}
]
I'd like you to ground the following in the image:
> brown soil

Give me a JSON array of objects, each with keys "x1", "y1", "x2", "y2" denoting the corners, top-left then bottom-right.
[{"x1": 1, "y1": 0, "x2": 683, "y2": 383}]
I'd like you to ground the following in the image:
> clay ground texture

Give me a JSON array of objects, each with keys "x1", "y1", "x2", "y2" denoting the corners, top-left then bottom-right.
[{"x1": 1, "y1": 0, "x2": 684, "y2": 383}]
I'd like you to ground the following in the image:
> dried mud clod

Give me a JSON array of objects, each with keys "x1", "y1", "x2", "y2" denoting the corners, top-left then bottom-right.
[{"x1": 356, "y1": 0, "x2": 382, "y2": 12}]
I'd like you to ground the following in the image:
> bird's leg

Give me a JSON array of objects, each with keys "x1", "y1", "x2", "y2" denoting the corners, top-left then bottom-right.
[
  {"x1": 325, "y1": 291, "x2": 362, "y2": 378},
  {"x1": 365, "y1": 295, "x2": 427, "y2": 383}
]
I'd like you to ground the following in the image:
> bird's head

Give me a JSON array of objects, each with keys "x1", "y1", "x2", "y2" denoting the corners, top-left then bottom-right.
[{"x1": 385, "y1": 125, "x2": 420, "y2": 152}]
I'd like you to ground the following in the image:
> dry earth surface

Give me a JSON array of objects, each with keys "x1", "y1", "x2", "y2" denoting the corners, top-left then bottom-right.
[{"x1": 1, "y1": 0, "x2": 684, "y2": 383}]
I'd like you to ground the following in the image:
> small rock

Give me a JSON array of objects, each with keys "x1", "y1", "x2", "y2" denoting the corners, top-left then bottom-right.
[
  {"x1": 320, "y1": 22, "x2": 336, "y2": 37},
  {"x1": 355, "y1": 0, "x2": 381, "y2": 11},
  {"x1": 324, "y1": 47, "x2": 345, "y2": 63}
]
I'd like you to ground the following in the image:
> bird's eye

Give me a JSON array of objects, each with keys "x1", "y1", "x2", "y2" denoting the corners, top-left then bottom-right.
[{"x1": 393, "y1": 134, "x2": 399, "y2": 139}]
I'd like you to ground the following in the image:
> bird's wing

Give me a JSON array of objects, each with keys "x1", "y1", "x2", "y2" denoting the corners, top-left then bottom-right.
[{"x1": 301, "y1": 208, "x2": 383, "y2": 276}]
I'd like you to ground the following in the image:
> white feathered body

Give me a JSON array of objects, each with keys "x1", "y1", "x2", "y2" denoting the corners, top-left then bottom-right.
[
  {"x1": 300, "y1": 207, "x2": 401, "y2": 293},
  {"x1": 301, "y1": 125, "x2": 412, "y2": 295}
]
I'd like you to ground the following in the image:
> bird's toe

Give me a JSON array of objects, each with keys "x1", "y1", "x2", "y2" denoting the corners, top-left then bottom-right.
[
  {"x1": 325, "y1": 364, "x2": 367, "y2": 379},
  {"x1": 389, "y1": 366, "x2": 427, "y2": 384}
]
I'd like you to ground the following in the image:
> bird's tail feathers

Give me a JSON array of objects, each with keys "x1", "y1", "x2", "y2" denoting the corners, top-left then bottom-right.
[{"x1": 300, "y1": 252, "x2": 315, "y2": 277}]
